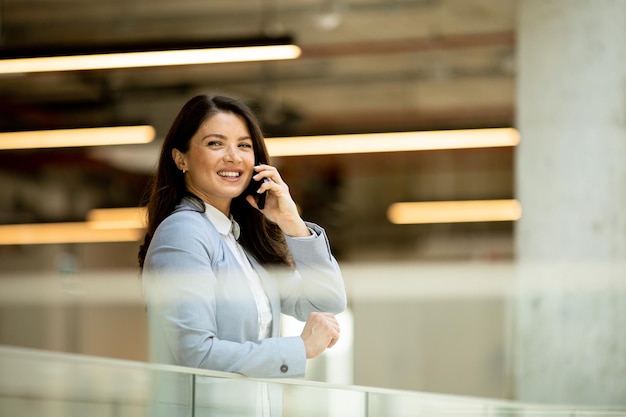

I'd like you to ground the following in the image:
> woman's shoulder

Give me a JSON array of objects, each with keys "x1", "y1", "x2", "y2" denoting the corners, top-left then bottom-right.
[
  {"x1": 157, "y1": 209, "x2": 215, "y2": 238},
  {"x1": 158, "y1": 196, "x2": 210, "y2": 232},
  {"x1": 146, "y1": 210, "x2": 222, "y2": 265}
]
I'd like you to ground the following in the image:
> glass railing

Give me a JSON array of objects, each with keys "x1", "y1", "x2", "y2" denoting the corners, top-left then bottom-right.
[{"x1": 1, "y1": 345, "x2": 625, "y2": 417}]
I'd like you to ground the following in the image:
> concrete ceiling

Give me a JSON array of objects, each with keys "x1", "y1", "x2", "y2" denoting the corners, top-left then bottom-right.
[
  {"x1": 0, "y1": 0, "x2": 519, "y2": 263},
  {"x1": 0, "y1": 0, "x2": 517, "y2": 137}
]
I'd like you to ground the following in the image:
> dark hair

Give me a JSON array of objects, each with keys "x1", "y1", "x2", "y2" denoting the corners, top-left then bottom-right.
[{"x1": 138, "y1": 94, "x2": 291, "y2": 269}]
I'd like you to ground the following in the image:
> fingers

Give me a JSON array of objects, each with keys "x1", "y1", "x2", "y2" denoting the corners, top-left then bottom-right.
[
  {"x1": 327, "y1": 337, "x2": 339, "y2": 349},
  {"x1": 249, "y1": 165, "x2": 282, "y2": 202},
  {"x1": 300, "y1": 312, "x2": 341, "y2": 359},
  {"x1": 247, "y1": 165, "x2": 308, "y2": 235},
  {"x1": 253, "y1": 164, "x2": 283, "y2": 185}
]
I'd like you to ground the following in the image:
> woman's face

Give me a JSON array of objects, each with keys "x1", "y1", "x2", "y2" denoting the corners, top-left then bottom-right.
[{"x1": 172, "y1": 111, "x2": 256, "y2": 215}]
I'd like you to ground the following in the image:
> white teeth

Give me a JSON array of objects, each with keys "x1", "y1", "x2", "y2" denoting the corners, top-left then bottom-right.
[{"x1": 218, "y1": 171, "x2": 240, "y2": 178}]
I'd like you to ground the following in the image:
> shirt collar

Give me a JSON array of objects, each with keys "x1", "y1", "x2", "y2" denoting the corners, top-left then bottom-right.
[{"x1": 203, "y1": 202, "x2": 240, "y2": 239}]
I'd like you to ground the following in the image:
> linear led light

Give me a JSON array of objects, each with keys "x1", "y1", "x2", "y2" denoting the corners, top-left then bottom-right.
[
  {"x1": 266, "y1": 128, "x2": 519, "y2": 157},
  {"x1": 86, "y1": 207, "x2": 147, "y2": 230},
  {"x1": 0, "y1": 37, "x2": 301, "y2": 74},
  {"x1": 0, "y1": 126, "x2": 155, "y2": 150},
  {"x1": 0, "y1": 222, "x2": 144, "y2": 245},
  {"x1": 0, "y1": 207, "x2": 147, "y2": 245},
  {"x1": 387, "y1": 199, "x2": 522, "y2": 224}
]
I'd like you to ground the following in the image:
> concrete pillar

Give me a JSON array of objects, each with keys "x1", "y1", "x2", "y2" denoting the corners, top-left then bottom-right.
[{"x1": 514, "y1": 0, "x2": 626, "y2": 405}]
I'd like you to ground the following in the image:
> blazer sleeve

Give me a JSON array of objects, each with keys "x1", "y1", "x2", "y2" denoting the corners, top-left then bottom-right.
[
  {"x1": 142, "y1": 212, "x2": 307, "y2": 378},
  {"x1": 278, "y1": 222, "x2": 347, "y2": 321}
]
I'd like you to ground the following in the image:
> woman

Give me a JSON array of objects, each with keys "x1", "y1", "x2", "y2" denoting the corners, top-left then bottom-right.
[{"x1": 139, "y1": 94, "x2": 346, "y2": 379}]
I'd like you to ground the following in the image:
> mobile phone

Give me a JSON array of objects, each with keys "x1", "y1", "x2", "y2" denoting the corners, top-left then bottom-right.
[{"x1": 246, "y1": 177, "x2": 268, "y2": 209}]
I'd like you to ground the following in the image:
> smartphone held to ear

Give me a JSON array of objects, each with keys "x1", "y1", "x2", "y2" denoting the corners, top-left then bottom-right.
[{"x1": 246, "y1": 178, "x2": 268, "y2": 209}]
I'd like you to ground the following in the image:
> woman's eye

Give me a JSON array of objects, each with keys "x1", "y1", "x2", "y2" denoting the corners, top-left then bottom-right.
[
  {"x1": 239, "y1": 143, "x2": 253, "y2": 149},
  {"x1": 207, "y1": 141, "x2": 222, "y2": 147}
]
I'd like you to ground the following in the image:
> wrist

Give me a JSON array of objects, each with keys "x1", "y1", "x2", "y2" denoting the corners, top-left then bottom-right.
[
  {"x1": 300, "y1": 336, "x2": 312, "y2": 359},
  {"x1": 282, "y1": 220, "x2": 311, "y2": 238}
]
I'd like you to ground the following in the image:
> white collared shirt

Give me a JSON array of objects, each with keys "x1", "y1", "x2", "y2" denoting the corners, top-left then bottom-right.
[{"x1": 203, "y1": 203, "x2": 272, "y2": 340}]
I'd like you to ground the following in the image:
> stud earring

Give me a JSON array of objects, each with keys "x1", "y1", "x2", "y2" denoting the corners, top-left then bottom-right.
[{"x1": 182, "y1": 169, "x2": 186, "y2": 174}]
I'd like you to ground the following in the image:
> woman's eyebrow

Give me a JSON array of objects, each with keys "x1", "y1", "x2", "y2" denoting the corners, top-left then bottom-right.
[
  {"x1": 201, "y1": 133, "x2": 226, "y2": 140},
  {"x1": 201, "y1": 133, "x2": 252, "y2": 140}
]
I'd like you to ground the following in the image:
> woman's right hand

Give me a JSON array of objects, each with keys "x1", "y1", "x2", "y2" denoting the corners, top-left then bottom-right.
[
  {"x1": 246, "y1": 164, "x2": 311, "y2": 238},
  {"x1": 300, "y1": 312, "x2": 340, "y2": 359}
]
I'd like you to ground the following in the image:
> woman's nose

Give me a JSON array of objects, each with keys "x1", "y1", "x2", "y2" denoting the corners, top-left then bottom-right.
[{"x1": 224, "y1": 144, "x2": 242, "y2": 162}]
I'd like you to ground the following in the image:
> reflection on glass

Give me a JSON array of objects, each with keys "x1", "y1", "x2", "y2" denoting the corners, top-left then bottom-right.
[{"x1": 2, "y1": 346, "x2": 625, "y2": 417}]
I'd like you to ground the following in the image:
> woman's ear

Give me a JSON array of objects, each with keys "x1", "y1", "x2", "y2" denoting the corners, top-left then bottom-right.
[{"x1": 172, "y1": 148, "x2": 187, "y2": 172}]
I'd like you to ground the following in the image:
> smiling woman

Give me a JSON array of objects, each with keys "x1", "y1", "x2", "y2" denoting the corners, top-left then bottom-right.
[
  {"x1": 170, "y1": 112, "x2": 256, "y2": 215},
  {"x1": 138, "y1": 94, "x2": 346, "y2": 381}
]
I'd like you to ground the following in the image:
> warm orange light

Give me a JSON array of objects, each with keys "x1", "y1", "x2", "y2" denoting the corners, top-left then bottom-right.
[
  {"x1": 387, "y1": 199, "x2": 522, "y2": 224},
  {"x1": 0, "y1": 207, "x2": 147, "y2": 245},
  {"x1": 86, "y1": 207, "x2": 147, "y2": 230},
  {"x1": 0, "y1": 222, "x2": 143, "y2": 245},
  {"x1": 0, "y1": 126, "x2": 155, "y2": 150},
  {"x1": 0, "y1": 45, "x2": 301, "y2": 74},
  {"x1": 266, "y1": 128, "x2": 519, "y2": 156}
]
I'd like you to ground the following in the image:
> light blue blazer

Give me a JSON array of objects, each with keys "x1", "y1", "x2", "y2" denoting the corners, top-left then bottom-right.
[{"x1": 142, "y1": 196, "x2": 347, "y2": 378}]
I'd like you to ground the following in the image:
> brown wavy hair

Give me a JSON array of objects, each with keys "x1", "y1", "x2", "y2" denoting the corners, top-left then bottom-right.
[{"x1": 138, "y1": 94, "x2": 291, "y2": 269}]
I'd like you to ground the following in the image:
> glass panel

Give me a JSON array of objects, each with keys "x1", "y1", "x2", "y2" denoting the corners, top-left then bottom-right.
[
  {"x1": 2, "y1": 346, "x2": 626, "y2": 417},
  {"x1": 282, "y1": 382, "x2": 365, "y2": 417},
  {"x1": 194, "y1": 375, "x2": 269, "y2": 417},
  {"x1": 366, "y1": 391, "x2": 626, "y2": 417},
  {"x1": 146, "y1": 369, "x2": 193, "y2": 417},
  {"x1": 194, "y1": 376, "x2": 366, "y2": 417},
  {"x1": 0, "y1": 346, "x2": 192, "y2": 417},
  {"x1": 367, "y1": 390, "x2": 489, "y2": 417}
]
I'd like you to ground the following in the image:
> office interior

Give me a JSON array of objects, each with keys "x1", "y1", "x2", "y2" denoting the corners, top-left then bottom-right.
[{"x1": 0, "y1": 0, "x2": 625, "y2": 413}]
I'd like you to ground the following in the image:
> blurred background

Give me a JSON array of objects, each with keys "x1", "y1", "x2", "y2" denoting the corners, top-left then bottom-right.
[{"x1": 0, "y1": 0, "x2": 624, "y2": 407}]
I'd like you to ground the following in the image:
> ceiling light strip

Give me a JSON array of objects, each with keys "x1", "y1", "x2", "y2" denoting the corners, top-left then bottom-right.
[
  {"x1": 86, "y1": 207, "x2": 147, "y2": 230},
  {"x1": 387, "y1": 199, "x2": 522, "y2": 224},
  {"x1": 0, "y1": 45, "x2": 301, "y2": 74},
  {"x1": 0, "y1": 207, "x2": 147, "y2": 245},
  {"x1": 0, "y1": 125, "x2": 155, "y2": 150},
  {"x1": 266, "y1": 128, "x2": 519, "y2": 157},
  {"x1": 0, "y1": 222, "x2": 144, "y2": 245}
]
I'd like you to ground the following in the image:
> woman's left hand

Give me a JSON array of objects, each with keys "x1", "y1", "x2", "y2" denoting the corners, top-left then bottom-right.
[{"x1": 245, "y1": 164, "x2": 311, "y2": 237}]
